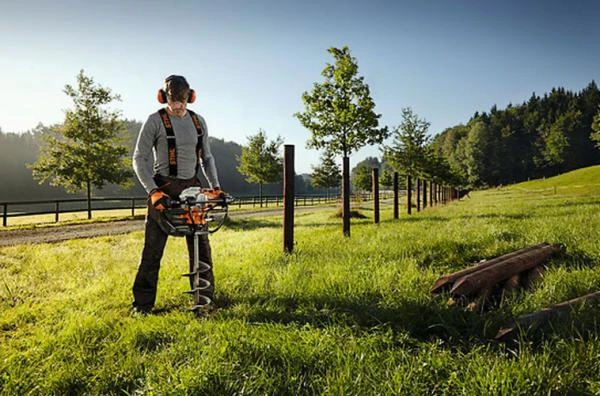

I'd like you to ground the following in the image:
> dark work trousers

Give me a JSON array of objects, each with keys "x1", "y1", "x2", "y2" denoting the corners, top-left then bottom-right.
[{"x1": 132, "y1": 175, "x2": 214, "y2": 311}]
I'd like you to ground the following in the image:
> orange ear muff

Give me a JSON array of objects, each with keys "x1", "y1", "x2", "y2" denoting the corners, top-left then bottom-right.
[
  {"x1": 188, "y1": 89, "x2": 196, "y2": 104},
  {"x1": 157, "y1": 89, "x2": 167, "y2": 104}
]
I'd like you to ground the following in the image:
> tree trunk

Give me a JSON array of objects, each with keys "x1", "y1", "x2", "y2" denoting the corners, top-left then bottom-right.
[
  {"x1": 342, "y1": 156, "x2": 350, "y2": 237},
  {"x1": 86, "y1": 180, "x2": 92, "y2": 220}
]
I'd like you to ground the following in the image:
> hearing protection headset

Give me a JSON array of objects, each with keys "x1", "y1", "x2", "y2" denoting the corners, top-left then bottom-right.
[{"x1": 157, "y1": 75, "x2": 196, "y2": 104}]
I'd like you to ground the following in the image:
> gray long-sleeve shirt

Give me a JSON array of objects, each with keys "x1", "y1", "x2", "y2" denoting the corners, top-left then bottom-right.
[{"x1": 133, "y1": 110, "x2": 220, "y2": 193}]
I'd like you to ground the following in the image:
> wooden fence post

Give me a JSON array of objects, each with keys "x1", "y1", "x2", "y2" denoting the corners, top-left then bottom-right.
[
  {"x1": 372, "y1": 168, "x2": 379, "y2": 224},
  {"x1": 342, "y1": 156, "x2": 350, "y2": 237},
  {"x1": 283, "y1": 145, "x2": 295, "y2": 253},
  {"x1": 429, "y1": 183, "x2": 433, "y2": 205},
  {"x1": 55, "y1": 201, "x2": 60, "y2": 223},
  {"x1": 416, "y1": 178, "x2": 421, "y2": 212},
  {"x1": 393, "y1": 172, "x2": 399, "y2": 219},
  {"x1": 2, "y1": 203, "x2": 6, "y2": 227},
  {"x1": 407, "y1": 175, "x2": 412, "y2": 215},
  {"x1": 423, "y1": 179, "x2": 427, "y2": 209}
]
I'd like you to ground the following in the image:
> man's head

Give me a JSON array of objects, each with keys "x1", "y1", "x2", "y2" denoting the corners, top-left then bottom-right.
[{"x1": 158, "y1": 75, "x2": 196, "y2": 117}]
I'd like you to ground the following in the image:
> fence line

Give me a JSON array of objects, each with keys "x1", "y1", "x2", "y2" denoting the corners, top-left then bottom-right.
[{"x1": 1, "y1": 193, "x2": 394, "y2": 227}]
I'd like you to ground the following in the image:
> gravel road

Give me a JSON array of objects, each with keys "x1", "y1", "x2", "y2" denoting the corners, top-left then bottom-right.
[{"x1": 0, "y1": 206, "x2": 335, "y2": 247}]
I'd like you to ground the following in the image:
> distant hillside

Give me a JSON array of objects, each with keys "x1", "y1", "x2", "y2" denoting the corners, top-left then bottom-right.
[{"x1": 0, "y1": 122, "x2": 318, "y2": 202}]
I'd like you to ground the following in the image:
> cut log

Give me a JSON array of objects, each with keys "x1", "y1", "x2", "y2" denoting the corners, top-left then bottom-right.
[
  {"x1": 450, "y1": 244, "x2": 563, "y2": 297},
  {"x1": 495, "y1": 290, "x2": 600, "y2": 341},
  {"x1": 431, "y1": 242, "x2": 549, "y2": 293}
]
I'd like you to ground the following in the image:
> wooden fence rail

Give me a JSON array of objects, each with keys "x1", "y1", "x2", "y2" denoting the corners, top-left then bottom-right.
[{"x1": 1, "y1": 193, "x2": 394, "y2": 227}]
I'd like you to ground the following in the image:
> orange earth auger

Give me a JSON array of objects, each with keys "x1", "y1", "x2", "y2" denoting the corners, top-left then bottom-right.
[{"x1": 156, "y1": 187, "x2": 234, "y2": 313}]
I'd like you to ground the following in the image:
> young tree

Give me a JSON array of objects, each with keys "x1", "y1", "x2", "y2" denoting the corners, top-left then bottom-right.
[
  {"x1": 295, "y1": 46, "x2": 388, "y2": 236},
  {"x1": 351, "y1": 162, "x2": 374, "y2": 193},
  {"x1": 383, "y1": 107, "x2": 430, "y2": 182},
  {"x1": 237, "y1": 129, "x2": 283, "y2": 206},
  {"x1": 379, "y1": 161, "x2": 396, "y2": 190},
  {"x1": 311, "y1": 150, "x2": 341, "y2": 198},
  {"x1": 351, "y1": 156, "x2": 380, "y2": 192},
  {"x1": 30, "y1": 70, "x2": 132, "y2": 219}
]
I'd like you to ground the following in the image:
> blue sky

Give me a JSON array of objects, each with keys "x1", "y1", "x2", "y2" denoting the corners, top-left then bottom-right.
[{"x1": 1, "y1": 0, "x2": 599, "y2": 173}]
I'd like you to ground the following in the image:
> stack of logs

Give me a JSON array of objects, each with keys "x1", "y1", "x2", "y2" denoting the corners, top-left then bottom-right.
[
  {"x1": 431, "y1": 242, "x2": 564, "y2": 310},
  {"x1": 432, "y1": 243, "x2": 600, "y2": 341}
]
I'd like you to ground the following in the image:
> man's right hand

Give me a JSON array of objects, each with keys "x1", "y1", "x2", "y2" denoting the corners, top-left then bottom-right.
[{"x1": 150, "y1": 190, "x2": 171, "y2": 210}]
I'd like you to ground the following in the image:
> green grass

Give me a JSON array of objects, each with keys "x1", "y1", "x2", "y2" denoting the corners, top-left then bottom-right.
[
  {"x1": 1, "y1": 167, "x2": 600, "y2": 394},
  {"x1": 506, "y1": 164, "x2": 600, "y2": 195}
]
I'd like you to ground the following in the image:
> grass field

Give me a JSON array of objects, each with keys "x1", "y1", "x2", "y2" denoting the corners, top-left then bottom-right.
[{"x1": 1, "y1": 167, "x2": 600, "y2": 394}]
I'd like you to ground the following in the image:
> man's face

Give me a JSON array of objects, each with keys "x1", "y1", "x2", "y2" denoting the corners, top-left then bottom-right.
[{"x1": 166, "y1": 91, "x2": 187, "y2": 117}]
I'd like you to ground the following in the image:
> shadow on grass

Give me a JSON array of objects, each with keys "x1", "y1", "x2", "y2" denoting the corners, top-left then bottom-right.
[
  {"x1": 222, "y1": 218, "x2": 280, "y2": 231},
  {"x1": 556, "y1": 248, "x2": 599, "y2": 269},
  {"x1": 499, "y1": 303, "x2": 600, "y2": 351},
  {"x1": 214, "y1": 291, "x2": 499, "y2": 347}
]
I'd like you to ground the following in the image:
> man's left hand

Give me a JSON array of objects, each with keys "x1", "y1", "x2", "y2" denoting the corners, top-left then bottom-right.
[{"x1": 204, "y1": 187, "x2": 225, "y2": 200}]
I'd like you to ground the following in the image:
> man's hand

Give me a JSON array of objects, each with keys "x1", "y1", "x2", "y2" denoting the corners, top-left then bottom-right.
[
  {"x1": 150, "y1": 190, "x2": 171, "y2": 210},
  {"x1": 203, "y1": 187, "x2": 225, "y2": 200}
]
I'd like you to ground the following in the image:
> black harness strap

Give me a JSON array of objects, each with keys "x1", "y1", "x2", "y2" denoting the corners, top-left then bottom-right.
[
  {"x1": 188, "y1": 110, "x2": 205, "y2": 175},
  {"x1": 158, "y1": 108, "x2": 178, "y2": 176},
  {"x1": 157, "y1": 108, "x2": 205, "y2": 177}
]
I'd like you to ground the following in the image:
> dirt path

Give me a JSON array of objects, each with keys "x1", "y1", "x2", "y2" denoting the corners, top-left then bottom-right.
[{"x1": 0, "y1": 205, "x2": 335, "y2": 247}]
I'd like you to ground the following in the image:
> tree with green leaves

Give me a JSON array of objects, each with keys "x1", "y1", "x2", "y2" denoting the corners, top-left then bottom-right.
[
  {"x1": 295, "y1": 45, "x2": 388, "y2": 236},
  {"x1": 30, "y1": 70, "x2": 132, "y2": 219},
  {"x1": 537, "y1": 109, "x2": 585, "y2": 174},
  {"x1": 590, "y1": 106, "x2": 600, "y2": 150},
  {"x1": 383, "y1": 107, "x2": 431, "y2": 194},
  {"x1": 383, "y1": 108, "x2": 430, "y2": 176},
  {"x1": 383, "y1": 108, "x2": 431, "y2": 214},
  {"x1": 311, "y1": 150, "x2": 341, "y2": 198},
  {"x1": 351, "y1": 157, "x2": 379, "y2": 192},
  {"x1": 237, "y1": 129, "x2": 283, "y2": 206}
]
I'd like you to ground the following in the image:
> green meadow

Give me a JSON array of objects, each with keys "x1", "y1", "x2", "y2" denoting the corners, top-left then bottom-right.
[{"x1": 1, "y1": 166, "x2": 600, "y2": 395}]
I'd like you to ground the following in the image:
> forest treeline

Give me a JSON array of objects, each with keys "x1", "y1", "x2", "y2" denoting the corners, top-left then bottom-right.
[
  {"x1": 431, "y1": 81, "x2": 600, "y2": 187},
  {"x1": 2, "y1": 81, "x2": 599, "y2": 201},
  {"x1": 0, "y1": 121, "x2": 314, "y2": 202}
]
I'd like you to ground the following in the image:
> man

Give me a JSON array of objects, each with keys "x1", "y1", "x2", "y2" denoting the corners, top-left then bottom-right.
[{"x1": 132, "y1": 75, "x2": 221, "y2": 314}]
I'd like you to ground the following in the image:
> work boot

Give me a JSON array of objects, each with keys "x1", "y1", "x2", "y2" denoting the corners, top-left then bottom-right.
[{"x1": 131, "y1": 305, "x2": 152, "y2": 316}]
